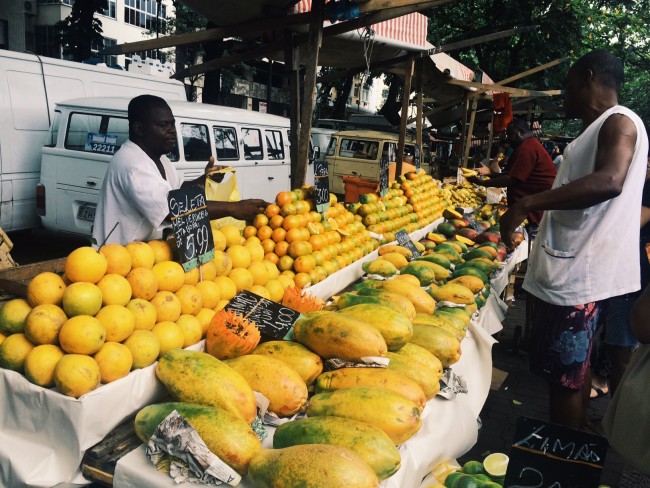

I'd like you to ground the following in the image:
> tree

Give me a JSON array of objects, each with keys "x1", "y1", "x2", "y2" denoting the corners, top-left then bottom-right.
[{"x1": 56, "y1": 0, "x2": 107, "y2": 62}]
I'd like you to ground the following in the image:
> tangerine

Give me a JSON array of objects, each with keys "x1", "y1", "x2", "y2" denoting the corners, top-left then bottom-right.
[
  {"x1": 276, "y1": 191, "x2": 292, "y2": 206},
  {"x1": 293, "y1": 272, "x2": 312, "y2": 289},
  {"x1": 257, "y1": 225, "x2": 273, "y2": 241},
  {"x1": 265, "y1": 204, "x2": 281, "y2": 218},
  {"x1": 243, "y1": 225, "x2": 257, "y2": 239},
  {"x1": 253, "y1": 213, "x2": 269, "y2": 229},
  {"x1": 294, "y1": 255, "x2": 316, "y2": 274},
  {"x1": 274, "y1": 240, "x2": 290, "y2": 257},
  {"x1": 268, "y1": 214, "x2": 284, "y2": 229}
]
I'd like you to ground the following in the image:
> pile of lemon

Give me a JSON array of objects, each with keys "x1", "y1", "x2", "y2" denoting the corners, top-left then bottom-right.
[{"x1": 0, "y1": 229, "x2": 297, "y2": 399}]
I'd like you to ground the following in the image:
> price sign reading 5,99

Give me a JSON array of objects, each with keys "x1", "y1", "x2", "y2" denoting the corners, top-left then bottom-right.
[
  {"x1": 168, "y1": 186, "x2": 215, "y2": 272},
  {"x1": 379, "y1": 155, "x2": 389, "y2": 197},
  {"x1": 314, "y1": 159, "x2": 330, "y2": 213},
  {"x1": 414, "y1": 144, "x2": 421, "y2": 171}
]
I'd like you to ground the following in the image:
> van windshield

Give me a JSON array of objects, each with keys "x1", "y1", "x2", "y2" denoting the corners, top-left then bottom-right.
[{"x1": 339, "y1": 138, "x2": 379, "y2": 160}]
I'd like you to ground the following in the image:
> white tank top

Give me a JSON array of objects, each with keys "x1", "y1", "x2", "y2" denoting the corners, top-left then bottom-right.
[{"x1": 524, "y1": 105, "x2": 649, "y2": 305}]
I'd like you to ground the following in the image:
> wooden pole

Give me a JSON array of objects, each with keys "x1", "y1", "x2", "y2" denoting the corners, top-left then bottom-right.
[
  {"x1": 295, "y1": 0, "x2": 324, "y2": 188},
  {"x1": 415, "y1": 59, "x2": 423, "y2": 172},
  {"x1": 284, "y1": 32, "x2": 300, "y2": 184},
  {"x1": 395, "y1": 55, "x2": 415, "y2": 178},
  {"x1": 485, "y1": 112, "x2": 495, "y2": 171},
  {"x1": 462, "y1": 98, "x2": 478, "y2": 167},
  {"x1": 458, "y1": 94, "x2": 469, "y2": 168}
]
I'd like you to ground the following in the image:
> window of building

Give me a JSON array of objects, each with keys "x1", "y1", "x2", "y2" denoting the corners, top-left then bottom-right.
[
  {"x1": 37, "y1": 0, "x2": 74, "y2": 4},
  {"x1": 241, "y1": 128, "x2": 263, "y2": 160},
  {"x1": 124, "y1": 0, "x2": 167, "y2": 31},
  {"x1": 0, "y1": 20, "x2": 8, "y2": 50},
  {"x1": 213, "y1": 126, "x2": 239, "y2": 160},
  {"x1": 265, "y1": 130, "x2": 284, "y2": 160},
  {"x1": 35, "y1": 25, "x2": 59, "y2": 58},
  {"x1": 91, "y1": 37, "x2": 118, "y2": 67},
  {"x1": 101, "y1": 0, "x2": 116, "y2": 19}
]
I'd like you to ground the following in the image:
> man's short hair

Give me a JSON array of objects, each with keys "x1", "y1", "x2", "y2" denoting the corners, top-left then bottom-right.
[
  {"x1": 571, "y1": 50, "x2": 624, "y2": 93},
  {"x1": 128, "y1": 94, "x2": 169, "y2": 124},
  {"x1": 508, "y1": 118, "x2": 531, "y2": 134}
]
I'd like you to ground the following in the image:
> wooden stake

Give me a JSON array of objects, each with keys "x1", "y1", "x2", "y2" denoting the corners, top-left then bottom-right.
[{"x1": 396, "y1": 55, "x2": 415, "y2": 178}]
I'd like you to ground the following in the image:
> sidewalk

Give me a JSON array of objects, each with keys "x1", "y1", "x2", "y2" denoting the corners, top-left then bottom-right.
[{"x1": 459, "y1": 285, "x2": 624, "y2": 487}]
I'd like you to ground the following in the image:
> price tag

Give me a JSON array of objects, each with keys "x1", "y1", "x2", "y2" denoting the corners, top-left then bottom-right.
[
  {"x1": 504, "y1": 416, "x2": 608, "y2": 488},
  {"x1": 414, "y1": 144, "x2": 421, "y2": 171},
  {"x1": 225, "y1": 290, "x2": 301, "y2": 340},
  {"x1": 168, "y1": 186, "x2": 214, "y2": 272},
  {"x1": 85, "y1": 132, "x2": 118, "y2": 154},
  {"x1": 379, "y1": 155, "x2": 389, "y2": 197},
  {"x1": 395, "y1": 229, "x2": 421, "y2": 258},
  {"x1": 465, "y1": 214, "x2": 483, "y2": 233},
  {"x1": 314, "y1": 159, "x2": 330, "y2": 213}
]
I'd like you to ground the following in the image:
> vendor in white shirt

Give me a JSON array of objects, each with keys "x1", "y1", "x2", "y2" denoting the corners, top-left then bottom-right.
[{"x1": 92, "y1": 95, "x2": 267, "y2": 246}]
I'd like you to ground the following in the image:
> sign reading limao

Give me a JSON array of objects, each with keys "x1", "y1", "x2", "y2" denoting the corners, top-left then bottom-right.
[
  {"x1": 168, "y1": 186, "x2": 214, "y2": 272},
  {"x1": 379, "y1": 155, "x2": 389, "y2": 197},
  {"x1": 395, "y1": 229, "x2": 421, "y2": 258},
  {"x1": 314, "y1": 159, "x2": 330, "y2": 213},
  {"x1": 504, "y1": 416, "x2": 608, "y2": 488},
  {"x1": 414, "y1": 144, "x2": 421, "y2": 171},
  {"x1": 225, "y1": 290, "x2": 301, "y2": 340},
  {"x1": 85, "y1": 133, "x2": 118, "y2": 155}
]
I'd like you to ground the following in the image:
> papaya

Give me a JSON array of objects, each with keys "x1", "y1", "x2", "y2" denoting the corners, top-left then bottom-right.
[
  {"x1": 393, "y1": 273, "x2": 422, "y2": 287},
  {"x1": 476, "y1": 245, "x2": 498, "y2": 259},
  {"x1": 252, "y1": 340, "x2": 323, "y2": 386},
  {"x1": 362, "y1": 259, "x2": 397, "y2": 277},
  {"x1": 448, "y1": 275, "x2": 485, "y2": 294},
  {"x1": 338, "y1": 304, "x2": 413, "y2": 351},
  {"x1": 224, "y1": 355, "x2": 307, "y2": 417},
  {"x1": 463, "y1": 248, "x2": 494, "y2": 261},
  {"x1": 134, "y1": 402, "x2": 261, "y2": 476},
  {"x1": 370, "y1": 279, "x2": 436, "y2": 315},
  {"x1": 465, "y1": 301, "x2": 478, "y2": 315},
  {"x1": 378, "y1": 245, "x2": 413, "y2": 259},
  {"x1": 315, "y1": 367, "x2": 426, "y2": 411},
  {"x1": 413, "y1": 241, "x2": 426, "y2": 253},
  {"x1": 436, "y1": 222, "x2": 456, "y2": 238},
  {"x1": 155, "y1": 350, "x2": 257, "y2": 423},
  {"x1": 410, "y1": 325, "x2": 461, "y2": 368},
  {"x1": 435, "y1": 242, "x2": 462, "y2": 254},
  {"x1": 442, "y1": 207, "x2": 464, "y2": 220},
  {"x1": 378, "y1": 252, "x2": 409, "y2": 270},
  {"x1": 273, "y1": 416, "x2": 400, "y2": 480},
  {"x1": 411, "y1": 260, "x2": 450, "y2": 281},
  {"x1": 336, "y1": 292, "x2": 412, "y2": 319},
  {"x1": 307, "y1": 386, "x2": 422, "y2": 445},
  {"x1": 434, "y1": 310, "x2": 467, "y2": 334},
  {"x1": 431, "y1": 247, "x2": 462, "y2": 264},
  {"x1": 476, "y1": 295, "x2": 486, "y2": 308},
  {"x1": 448, "y1": 239, "x2": 469, "y2": 253},
  {"x1": 248, "y1": 445, "x2": 378, "y2": 488},
  {"x1": 452, "y1": 266, "x2": 490, "y2": 285},
  {"x1": 436, "y1": 306, "x2": 471, "y2": 326},
  {"x1": 414, "y1": 313, "x2": 461, "y2": 338},
  {"x1": 426, "y1": 232, "x2": 448, "y2": 244},
  {"x1": 399, "y1": 262, "x2": 436, "y2": 286},
  {"x1": 416, "y1": 253, "x2": 451, "y2": 269},
  {"x1": 346, "y1": 288, "x2": 417, "y2": 320},
  {"x1": 428, "y1": 283, "x2": 476, "y2": 305},
  {"x1": 393, "y1": 342, "x2": 443, "y2": 379},
  {"x1": 455, "y1": 259, "x2": 494, "y2": 276},
  {"x1": 386, "y1": 350, "x2": 441, "y2": 398},
  {"x1": 293, "y1": 311, "x2": 387, "y2": 361}
]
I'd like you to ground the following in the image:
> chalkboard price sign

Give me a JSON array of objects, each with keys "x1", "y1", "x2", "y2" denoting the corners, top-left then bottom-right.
[
  {"x1": 168, "y1": 186, "x2": 215, "y2": 272},
  {"x1": 414, "y1": 144, "x2": 421, "y2": 171},
  {"x1": 314, "y1": 159, "x2": 330, "y2": 213},
  {"x1": 504, "y1": 416, "x2": 608, "y2": 488},
  {"x1": 395, "y1": 229, "x2": 421, "y2": 258},
  {"x1": 379, "y1": 155, "x2": 389, "y2": 197},
  {"x1": 225, "y1": 290, "x2": 301, "y2": 340},
  {"x1": 465, "y1": 214, "x2": 484, "y2": 233}
]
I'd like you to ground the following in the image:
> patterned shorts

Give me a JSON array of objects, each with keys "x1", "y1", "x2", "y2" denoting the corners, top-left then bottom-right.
[{"x1": 528, "y1": 296, "x2": 606, "y2": 390}]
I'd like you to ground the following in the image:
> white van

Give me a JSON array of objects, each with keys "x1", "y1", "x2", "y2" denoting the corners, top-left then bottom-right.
[
  {"x1": 38, "y1": 97, "x2": 293, "y2": 237},
  {"x1": 0, "y1": 49, "x2": 187, "y2": 232}
]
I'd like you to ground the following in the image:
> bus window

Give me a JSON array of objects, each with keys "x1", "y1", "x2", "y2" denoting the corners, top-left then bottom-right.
[
  {"x1": 242, "y1": 127, "x2": 263, "y2": 160},
  {"x1": 182, "y1": 123, "x2": 210, "y2": 162},
  {"x1": 213, "y1": 126, "x2": 239, "y2": 160},
  {"x1": 325, "y1": 137, "x2": 337, "y2": 156},
  {"x1": 265, "y1": 130, "x2": 284, "y2": 160}
]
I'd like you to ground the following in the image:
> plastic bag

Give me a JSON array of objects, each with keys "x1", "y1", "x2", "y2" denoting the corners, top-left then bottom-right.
[{"x1": 205, "y1": 167, "x2": 245, "y2": 231}]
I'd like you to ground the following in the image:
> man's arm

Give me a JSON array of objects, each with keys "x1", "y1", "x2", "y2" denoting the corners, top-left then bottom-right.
[
  {"x1": 500, "y1": 114, "x2": 638, "y2": 246},
  {"x1": 641, "y1": 205, "x2": 650, "y2": 228},
  {"x1": 206, "y1": 199, "x2": 268, "y2": 223},
  {"x1": 468, "y1": 174, "x2": 515, "y2": 188}
]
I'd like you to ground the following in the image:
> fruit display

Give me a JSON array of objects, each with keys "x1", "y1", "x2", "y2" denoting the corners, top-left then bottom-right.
[
  {"x1": 427, "y1": 453, "x2": 509, "y2": 487},
  {"x1": 440, "y1": 180, "x2": 485, "y2": 208}
]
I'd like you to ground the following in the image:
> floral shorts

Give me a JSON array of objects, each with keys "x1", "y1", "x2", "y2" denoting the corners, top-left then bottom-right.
[{"x1": 528, "y1": 296, "x2": 606, "y2": 390}]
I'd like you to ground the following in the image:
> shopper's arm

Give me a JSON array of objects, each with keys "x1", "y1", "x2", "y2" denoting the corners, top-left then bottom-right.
[
  {"x1": 467, "y1": 174, "x2": 514, "y2": 188},
  {"x1": 500, "y1": 114, "x2": 638, "y2": 246}
]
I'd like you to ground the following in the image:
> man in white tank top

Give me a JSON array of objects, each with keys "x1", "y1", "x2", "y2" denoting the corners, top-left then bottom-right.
[{"x1": 500, "y1": 51, "x2": 649, "y2": 429}]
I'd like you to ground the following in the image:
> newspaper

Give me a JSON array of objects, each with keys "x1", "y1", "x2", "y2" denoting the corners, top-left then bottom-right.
[
  {"x1": 437, "y1": 368, "x2": 468, "y2": 400},
  {"x1": 326, "y1": 356, "x2": 390, "y2": 370},
  {"x1": 145, "y1": 411, "x2": 242, "y2": 486}
]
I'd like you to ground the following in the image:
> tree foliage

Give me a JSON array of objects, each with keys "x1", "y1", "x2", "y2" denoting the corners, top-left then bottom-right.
[{"x1": 56, "y1": 0, "x2": 107, "y2": 62}]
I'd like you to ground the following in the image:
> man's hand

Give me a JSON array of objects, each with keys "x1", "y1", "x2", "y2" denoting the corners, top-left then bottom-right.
[
  {"x1": 500, "y1": 199, "x2": 529, "y2": 248},
  {"x1": 229, "y1": 199, "x2": 269, "y2": 223},
  {"x1": 466, "y1": 175, "x2": 482, "y2": 185}
]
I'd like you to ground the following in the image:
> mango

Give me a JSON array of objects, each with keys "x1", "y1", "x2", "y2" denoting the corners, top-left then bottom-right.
[
  {"x1": 252, "y1": 340, "x2": 322, "y2": 386},
  {"x1": 410, "y1": 325, "x2": 461, "y2": 368},
  {"x1": 338, "y1": 304, "x2": 413, "y2": 351}
]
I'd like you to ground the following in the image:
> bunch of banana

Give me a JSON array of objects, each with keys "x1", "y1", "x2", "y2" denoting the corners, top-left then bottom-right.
[{"x1": 460, "y1": 167, "x2": 478, "y2": 178}]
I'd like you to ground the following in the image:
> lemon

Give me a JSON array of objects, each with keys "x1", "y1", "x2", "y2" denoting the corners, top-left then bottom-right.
[
  {"x1": 152, "y1": 261, "x2": 186, "y2": 292},
  {"x1": 0, "y1": 298, "x2": 33, "y2": 334},
  {"x1": 95, "y1": 305, "x2": 135, "y2": 342},
  {"x1": 245, "y1": 242, "x2": 265, "y2": 262},
  {"x1": 211, "y1": 228, "x2": 227, "y2": 251},
  {"x1": 126, "y1": 298, "x2": 157, "y2": 331},
  {"x1": 150, "y1": 291, "x2": 182, "y2": 323},
  {"x1": 214, "y1": 276, "x2": 237, "y2": 300},
  {"x1": 248, "y1": 261, "x2": 271, "y2": 286},
  {"x1": 195, "y1": 281, "x2": 220, "y2": 309},
  {"x1": 123, "y1": 330, "x2": 160, "y2": 368},
  {"x1": 212, "y1": 251, "x2": 233, "y2": 276},
  {"x1": 93, "y1": 342, "x2": 133, "y2": 383},
  {"x1": 228, "y1": 268, "x2": 254, "y2": 292},
  {"x1": 62, "y1": 282, "x2": 103, "y2": 317},
  {"x1": 152, "y1": 321, "x2": 184, "y2": 354},
  {"x1": 27, "y1": 272, "x2": 67, "y2": 306},
  {"x1": 175, "y1": 315, "x2": 202, "y2": 347},
  {"x1": 198, "y1": 261, "x2": 217, "y2": 281},
  {"x1": 24, "y1": 344, "x2": 65, "y2": 387},
  {"x1": 0, "y1": 333, "x2": 35, "y2": 371},
  {"x1": 125, "y1": 241, "x2": 156, "y2": 269},
  {"x1": 195, "y1": 308, "x2": 216, "y2": 336},
  {"x1": 99, "y1": 243, "x2": 132, "y2": 276},
  {"x1": 483, "y1": 453, "x2": 509, "y2": 478},
  {"x1": 53, "y1": 354, "x2": 101, "y2": 397},
  {"x1": 175, "y1": 285, "x2": 203, "y2": 315},
  {"x1": 64, "y1": 247, "x2": 108, "y2": 283},
  {"x1": 24, "y1": 304, "x2": 68, "y2": 345},
  {"x1": 126, "y1": 267, "x2": 159, "y2": 300},
  {"x1": 265, "y1": 279, "x2": 285, "y2": 302},
  {"x1": 97, "y1": 273, "x2": 132, "y2": 307},
  {"x1": 58, "y1": 315, "x2": 106, "y2": 355}
]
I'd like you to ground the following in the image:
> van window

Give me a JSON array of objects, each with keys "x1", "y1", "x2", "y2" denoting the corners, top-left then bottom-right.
[
  {"x1": 213, "y1": 126, "x2": 238, "y2": 160},
  {"x1": 45, "y1": 110, "x2": 62, "y2": 148},
  {"x1": 383, "y1": 143, "x2": 397, "y2": 161},
  {"x1": 325, "y1": 137, "x2": 337, "y2": 156},
  {"x1": 182, "y1": 123, "x2": 211, "y2": 162},
  {"x1": 65, "y1": 112, "x2": 129, "y2": 154},
  {"x1": 242, "y1": 128, "x2": 263, "y2": 160},
  {"x1": 265, "y1": 130, "x2": 284, "y2": 160},
  {"x1": 340, "y1": 138, "x2": 379, "y2": 160}
]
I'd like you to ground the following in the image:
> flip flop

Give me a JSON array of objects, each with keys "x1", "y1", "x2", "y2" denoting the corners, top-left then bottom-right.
[{"x1": 590, "y1": 386, "x2": 608, "y2": 399}]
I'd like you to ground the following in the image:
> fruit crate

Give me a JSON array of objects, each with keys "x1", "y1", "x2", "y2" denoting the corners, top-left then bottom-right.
[
  {"x1": 0, "y1": 257, "x2": 65, "y2": 298},
  {"x1": 0, "y1": 227, "x2": 17, "y2": 271}
]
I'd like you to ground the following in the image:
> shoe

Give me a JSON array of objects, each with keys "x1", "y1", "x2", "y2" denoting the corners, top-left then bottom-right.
[{"x1": 590, "y1": 385, "x2": 608, "y2": 399}]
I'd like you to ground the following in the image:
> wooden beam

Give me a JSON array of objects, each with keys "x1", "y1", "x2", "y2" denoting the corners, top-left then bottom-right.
[
  {"x1": 446, "y1": 79, "x2": 561, "y2": 97},
  {"x1": 415, "y1": 59, "x2": 423, "y2": 172},
  {"x1": 285, "y1": 32, "x2": 300, "y2": 182},
  {"x1": 396, "y1": 55, "x2": 415, "y2": 178},
  {"x1": 295, "y1": 0, "x2": 324, "y2": 188},
  {"x1": 436, "y1": 26, "x2": 538, "y2": 53}
]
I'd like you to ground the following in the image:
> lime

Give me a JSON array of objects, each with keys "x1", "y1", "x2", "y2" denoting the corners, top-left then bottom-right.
[
  {"x1": 482, "y1": 482, "x2": 503, "y2": 488},
  {"x1": 444, "y1": 472, "x2": 465, "y2": 488},
  {"x1": 483, "y1": 452, "x2": 509, "y2": 477},
  {"x1": 474, "y1": 474, "x2": 492, "y2": 482},
  {"x1": 452, "y1": 474, "x2": 482, "y2": 488},
  {"x1": 462, "y1": 460, "x2": 485, "y2": 475}
]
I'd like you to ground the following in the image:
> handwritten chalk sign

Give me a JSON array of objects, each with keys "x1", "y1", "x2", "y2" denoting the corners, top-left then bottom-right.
[
  {"x1": 504, "y1": 416, "x2": 608, "y2": 488},
  {"x1": 395, "y1": 229, "x2": 421, "y2": 258},
  {"x1": 225, "y1": 290, "x2": 301, "y2": 340},
  {"x1": 379, "y1": 155, "x2": 389, "y2": 197},
  {"x1": 168, "y1": 186, "x2": 214, "y2": 272},
  {"x1": 414, "y1": 144, "x2": 421, "y2": 171},
  {"x1": 314, "y1": 159, "x2": 330, "y2": 213}
]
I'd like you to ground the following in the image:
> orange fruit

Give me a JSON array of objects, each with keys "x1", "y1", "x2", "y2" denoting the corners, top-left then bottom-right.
[
  {"x1": 152, "y1": 321, "x2": 185, "y2": 354},
  {"x1": 175, "y1": 284, "x2": 203, "y2": 315},
  {"x1": 257, "y1": 225, "x2": 273, "y2": 241},
  {"x1": 311, "y1": 250, "x2": 325, "y2": 266},
  {"x1": 214, "y1": 276, "x2": 237, "y2": 301},
  {"x1": 249, "y1": 285, "x2": 271, "y2": 300},
  {"x1": 175, "y1": 314, "x2": 203, "y2": 347},
  {"x1": 126, "y1": 298, "x2": 157, "y2": 331},
  {"x1": 280, "y1": 203, "x2": 297, "y2": 216},
  {"x1": 219, "y1": 225, "x2": 244, "y2": 246},
  {"x1": 253, "y1": 213, "x2": 269, "y2": 229},
  {"x1": 294, "y1": 255, "x2": 316, "y2": 274},
  {"x1": 211, "y1": 228, "x2": 227, "y2": 251},
  {"x1": 53, "y1": 354, "x2": 101, "y2": 397},
  {"x1": 276, "y1": 274, "x2": 295, "y2": 290},
  {"x1": 268, "y1": 214, "x2": 284, "y2": 229},
  {"x1": 125, "y1": 241, "x2": 156, "y2": 269},
  {"x1": 277, "y1": 255, "x2": 294, "y2": 272},
  {"x1": 26, "y1": 272, "x2": 67, "y2": 307},
  {"x1": 65, "y1": 247, "x2": 108, "y2": 284},
  {"x1": 245, "y1": 242, "x2": 265, "y2": 262},
  {"x1": 99, "y1": 244, "x2": 132, "y2": 277},
  {"x1": 96, "y1": 304, "x2": 135, "y2": 342},
  {"x1": 243, "y1": 225, "x2": 257, "y2": 239},
  {"x1": 0, "y1": 333, "x2": 34, "y2": 372},
  {"x1": 309, "y1": 234, "x2": 327, "y2": 251},
  {"x1": 276, "y1": 191, "x2": 292, "y2": 206},
  {"x1": 275, "y1": 241, "x2": 290, "y2": 257},
  {"x1": 123, "y1": 330, "x2": 160, "y2": 369},
  {"x1": 227, "y1": 245, "x2": 252, "y2": 269},
  {"x1": 195, "y1": 308, "x2": 216, "y2": 336},
  {"x1": 93, "y1": 342, "x2": 133, "y2": 383},
  {"x1": 212, "y1": 250, "x2": 233, "y2": 277},
  {"x1": 228, "y1": 268, "x2": 254, "y2": 292},
  {"x1": 288, "y1": 241, "x2": 312, "y2": 259},
  {"x1": 62, "y1": 282, "x2": 103, "y2": 317},
  {"x1": 248, "y1": 261, "x2": 271, "y2": 286},
  {"x1": 24, "y1": 304, "x2": 67, "y2": 345},
  {"x1": 214, "y1": 300, "x2": 229, "y2": 312},
  {"x1": 265, "y1": 279, "x2": 285, "y2": 302},
  {"x1": 184, "y1": 267, "x2": 200, "y2": 286},
  {"x1": 293, "y1": 272, "x2": 312, "y2": 289},
  {"x1": 264, "y1": 252, "x2": 279, "y2": 264},
  {"x1": 198, "y1": 260, "x2": 218, "y2": 281},
  {"x1": 126, "y1": 267, "x2": 159, "y2": 300},
  {"x1": 261, "y1": 238, "x2": 276, "y2": 254},
  {"x1": 58, "y1": 315, "x2": 106, "y2": 355},
  {"x1": 24, "y1": 344, "x2": 65, "y2": 387},
  {"x1": 285, "y1": 227, "x2": 304, "y2": 243},
  {"x1": 265, "y1": 204, "x2": 281, "y2": 218},
  {"x1": 282, "y1": 215, "x2": 300, "y2": 231},
  {"x1": 195, "y1": 280, "x2": 221, "y2": 309},
  {"x1": 0, "y1": 298, "x2": 32, "y2": 335},
  {"x1": 147, "y1": 239, "x2": 174, "y2": 264},
  {"x1": 150, "y1": 291, "x2": 182, "y2": 323},
  {"x1": 97, "y1": 273, "x2": 132, "y2": 307},
  {"x1": 271, "y1": 227, "x2": 286, "y2": 243}
]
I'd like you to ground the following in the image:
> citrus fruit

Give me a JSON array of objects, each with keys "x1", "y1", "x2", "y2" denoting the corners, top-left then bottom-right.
[
  {"x1": 211, "y1": 228, "x2": 227, "y2": 251},
  {"x1": 95, "y1": 305, "x2": 135, "y2": 342},
  {"x1": 443, "y1": 471, "x2": 465, "y2": 488},
  {"x1": 53, "y1": 354, "x2": 101, "y2": 397},
  {"x1": 126, "y1": 298, "x2": 157, "y2": 331},
  {"x1": 152, "y1": 261, "x2": 185, "y2": 292},
  {"x1": 184, "y1": 267, "x2": 200, "y2": 286},
  {"x1": 277, "y1": 255, "x2": 294, "y2": 272},
  {"x1": 214, "y1": 276, "x2": 237, "y2": 301},
  {"x1": 245, "y1": 242, "x2": 265, "y2": 262},
  {"x1": 150, "y1": 291, "x2": 182, "y2": 323},
  {"x1": 99, "y1": 243, "x2": 132, "y2": 276},
  {"x1": 195, "y1": 307, "x2": 216, "y2": 336},
  {"x1": 220, "y1": 225, "x2": 244, "y2": 246},
  {"x1": 195, "y1": 281, "x2": 220, "y2": 309},
  {"x1": 0, "y1": 332, "x2": 5, "y2": 346},
  {"x1": 462, "y1": 461, "x2": 485, "y2": 475},
  {"x1": 293, "y1": 272, "x2": 312, "y2": 289},
  {"x1": 93, "y1": 342, "x2": 133, "y2": 383},
  {"x1": 152, "y1": 321, "x2": 184, "y2": 354},
  {"x1": 96, "y1": 273, "x2": 132, "y2": 306},
  {"x1": 147, "y1": 239, "x2": 174, "y2": 264},
  {"x1": 249, "y1": 285, "x2": 271, "y2": 300},
  {"x1": 0, "y1": 298, "x2": 32, "y2": 334},
  {"x1": 262, "y1": 260, "x2": 280, "y2": 279},
  {"x1": 126, "y1": 267, "x2": 158, "y2": 300},
  {"x1": 483, "y1": 453, "x2": 509, "y2": 477},
  {"x1": 26, "y1": 272, "x2": 67, "y2": 306},
  {"x1": 198, "y1": 261, "x2": 217, "y2": 281},
  {"x1": 24, "y1": 344, "x2": 65, "y2": 387},
  {"x1": 248, "y1": 261, "x2": 271, "y2": 286},
  {"x1": 125, "y1": 241, "x2": 156, "y2": 269},
  {"x1": 214, "y1": 300, "x2": 228, "y2": 312},
  {"x1": 175, "y1": 285, "x2": 203, "y2": 315},
  {"x1": 58, "y1": 315, "x2": 106, "y2": 355},
  {"x1": 24, "y1": 304, "x2": 68, "y2": 345},
  {"x1": 123, "y1": 330, "x2": 160, "y2": 368},
  {"x1": 0, "y1": 333, "x2": 35, "y2": 371},
  {"x1": 64, "y1": 247, "x2": 108, "y2": 283},
  {"x1": 212, "y1": 251, "x2": 233, "y2": 277},
  {"x1": 276, "y1": 274, "x2": 294, "y2": 290},
  {"x1": 62, "y1": 282, "x2": 103, "y2": 317},
  {"x1": 264, "y1": 279, "x2": 285, "y2": 302},
  {"x1": 228, "y1": 268, "x2": 254, "y2": 292},
  {"x1": 175, "y1": 315, "x2": 203, "y2": 347},
  {"x1": 227, "y1": 245, "x2": 252, "y2": 269},
  {"x1": 451, "y1": 474, "x2": 481, "y2": 488}
]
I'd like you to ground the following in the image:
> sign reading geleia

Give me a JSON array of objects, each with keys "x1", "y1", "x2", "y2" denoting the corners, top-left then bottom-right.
[{"x1": 168, "y1": 186, "x2": 214, "y2": 272}]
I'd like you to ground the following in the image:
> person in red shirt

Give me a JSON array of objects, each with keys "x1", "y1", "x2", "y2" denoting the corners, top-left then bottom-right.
[{"x1": 469, "y1": 118, "x2": 557, "y2": 230}]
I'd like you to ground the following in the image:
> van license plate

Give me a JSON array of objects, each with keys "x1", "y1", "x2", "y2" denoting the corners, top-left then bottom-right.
[{"x1": 77, "y1": 205, "x2": 96, "y2": 222}]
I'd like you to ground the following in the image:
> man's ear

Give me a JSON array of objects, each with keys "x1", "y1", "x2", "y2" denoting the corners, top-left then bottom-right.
[{"x1": 132, "y1": 120, "x2": 144, "y2": 138}]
